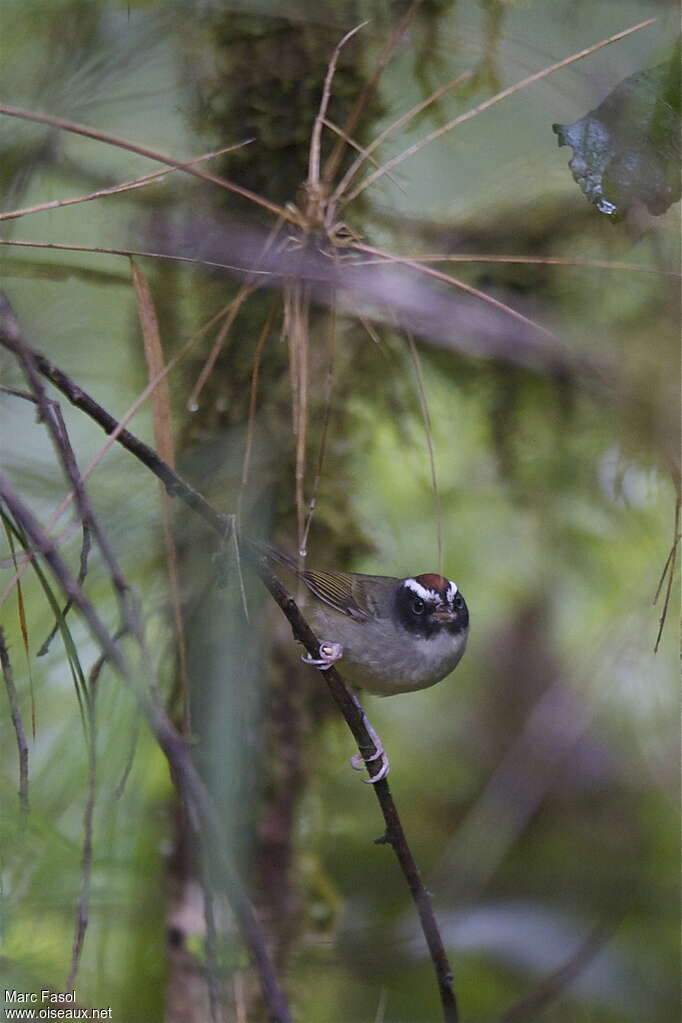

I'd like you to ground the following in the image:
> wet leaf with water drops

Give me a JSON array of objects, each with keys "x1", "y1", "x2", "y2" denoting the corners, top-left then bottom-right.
[{"x1": 553, "y1": 39, "x2": 681, "y2": 219}]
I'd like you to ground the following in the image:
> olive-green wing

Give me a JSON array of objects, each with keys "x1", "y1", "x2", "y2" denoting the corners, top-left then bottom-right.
[{"x1": 301, "y1": 570, "x2": 388, "y2": 620}]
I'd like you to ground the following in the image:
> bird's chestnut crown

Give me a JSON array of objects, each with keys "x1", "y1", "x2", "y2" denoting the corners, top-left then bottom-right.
[{"x1": 395, "y1": 574, "x2": 468, "y2": 638}]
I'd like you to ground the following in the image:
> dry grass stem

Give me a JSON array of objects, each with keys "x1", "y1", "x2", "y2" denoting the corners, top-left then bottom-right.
[
  {"x1": 308, "y1": 22, "x2": 369, "y2": 190},
  {"x1": 238, "y1": 303, "x2": 278, "y2": 523},
  {"x1": 0, "y1": 238, "x2": 277, "y2": 277},
  {"x1": 0, "y1": 105, "x2": 288, "y2": 220},
  {"x1": 300, "y1": 301, "x2": 338, "y2": 558},
  {"x1": 0, "y1": 628, "x2": 29, "y2": 813},
  {"x1": 321, "y1": 117, "x2": 406, "y2": 193},
  {"x1": 333, "y1": 70, "x2": 474, "y2": 204},
  {"x1": 0, "y1": 303, "x2": 235, "y2": 608},
  {"x1": 343, "y1": 18, "x2": 656, "y2": 203},
  {"x1": 0, "y1": 142, "x2": 253, "y2": 223},
  {"x1": 353, "y1": 241, "x2": 559, "y2": 341},
  {"x1": 653, "y1": 496, "x2": 680, "y2": 653},
  {"x1": 406, "y1": 331, "x2": 443, "y2": 576},
  {"x1": 353, "y1": 254, "x2": 680, "y2": 277},
  {"x1": 132, "y1": 261, "x2": 190, "y2": 731},
  {"x1": 322, "y1": 0, "x2": 422, "y2": 185},
  {"x1": 1, "y1": 520, "x2": 36, "y2": 737}
]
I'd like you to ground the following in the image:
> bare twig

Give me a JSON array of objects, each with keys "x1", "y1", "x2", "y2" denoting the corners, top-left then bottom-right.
[
  {"x1": 0, "y1": 303, "x2": 293, "y2": 1023},
  {"x1": 0, "y1": 385, "x2": 38, "y2": 402},
  {"x1": 500, "y1": 920, "x2": 615, "y2": 1023},
  {"x1": 67, "y1": 640, "x2": 119, "y2": 991},
  {"x1": 332, "y1": 70, "x2": 473, "y2": 204},
  {"x1": 0, "y1": 295, "x2": 136, "y2": 642},
  {"x1": 0, "y1": 237, "x2": 275, "y2": 277},
  {"x1": 322, "y1": 0, "x2": 422, "y2": 185},
  {"x1": 653, "y1": 495, "x2": 680, "y2": 652},
  {"x1": 251, "y1": 557, "x2": 459, "y2": 1022},
  {"x1": 0, "y1": 105, "x2": 287, "y2": 220},
  {"x1": 0, "y1": 298, "x2": 237, "y2": 609},
  {"x1": 321, "y1": 117, "x2": 406, "y2": 194},
  {"x1": 237, "y1": 303, "x2": 278, "y2": 524},
  {"x1": 4, "y1": 335, "x2": 461, "y2": 1023},
  {"x1": 308, "y1": 22, "x2": 368, "y2": 190},
  {"x1": 186, "y1": 215, "x2": 286, "y2": 412},
  {"x1": 0, "y1": 476, "x2": 293, "y2": 1023},
  {"x1": 0, "y1": 381, "x2": 92, "y2": 649},
  {"x1": 352, "y1": 240, "x2": 558, "y2": 342},
  {"x1": 300, "y1": 300, "x2": 337, "y2": 559},
  {"x1": 0, "y1": 141, "x2": 254, "y2": 223},
  {"x1": 2, "y1": 516, "x2": 36, "y2": 737},
  {"x1": 406, "y1": 330, "x2": 443, "y2": 576},
  {"x1": 131, "y1": 261, "x2": 190, "y2": 732},
  {"x1": 0, "y1": 627, "x2": 29, "y2": 814},
  {"x1": 353, "y1": 253, "x2": 680, "y2": 278},
  {"x1": 37, "y1": 517, "x2": 91, "y2": 657}
]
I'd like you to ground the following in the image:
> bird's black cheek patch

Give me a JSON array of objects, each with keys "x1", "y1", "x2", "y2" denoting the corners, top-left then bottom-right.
[
  {"x1": 394, "y1": 586, "x2": 439, "y2": 637},
  {"x1": 453, "y1": 602, "x2": 469, "y2": 633}
]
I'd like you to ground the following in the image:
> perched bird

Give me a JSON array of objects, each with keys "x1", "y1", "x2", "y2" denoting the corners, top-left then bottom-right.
[
  {"x1": 261, "y1": 544, "x2": 469, "y2": 695},
  {"x1": 259, "y1": 545, "x2": 469, "y2": 781}
]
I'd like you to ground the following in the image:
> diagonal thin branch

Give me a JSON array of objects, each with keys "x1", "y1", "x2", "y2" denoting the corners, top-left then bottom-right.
[
  {"x1": 500, "y1": 919, "x2": 616, "y2": 1023},
  {"x1": 0, "y1": 104, "x2": 287, "y2": 221},
  {"x1": 653, "y1": 495, "x2": 680, "y2": 652},
  {"x1": 37, "y1": 515, "x2": 91, "y2": 657},
  {"x1": 322, "y1": 0, "x2": 423, "y2": 185},
  {"x1": 405, "y1": 330, "x2": 443, "y2": 576},
  {"x1": 332, "y1": 70, "x2": 473, "y2": 205},
  {"x1": 0, "y1": 627, "x2": 29, "y2": 814},
  {"x1": 0, "y1": 295, "x2": 136, "y2": 638},
  {"x1": 0, "y1": 141, "x2": 254, "y2": 223},
  {"x1": 0, "y1": 237, "x2": 276, "y2": 277},
  {"x1": 352, "y1": 253, "x2": 681, "y2": 278},
  {"x1": 2, "y1": 332, "x2": 461, "y2": 1023},
  {"x1": 308, "y1": 22, "x2": 369, "y2": 190},
  {"x1": 66, "y1": 637, "x2": 121, "y2": 992},
  {"x1": 0, "y1": 301, "x2": 293, "y2": 1023},
  {"x1": 0, "y1": 475, "x2": 293, "y2": 1023},
  {"x1": 352, "y1": 240, "x2": 558, "y2": 342}
]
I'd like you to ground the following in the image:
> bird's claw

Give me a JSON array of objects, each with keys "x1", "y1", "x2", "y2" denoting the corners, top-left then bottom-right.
[
  {"x1": 351, "y1": 746, "x2": 390, "y2": 783},
  {"x1": 301, "y1": 641, "x2": 343, "y2": 670},
  {"x1": 302, "y1": 644, "x2": 390, "y2": 782}
]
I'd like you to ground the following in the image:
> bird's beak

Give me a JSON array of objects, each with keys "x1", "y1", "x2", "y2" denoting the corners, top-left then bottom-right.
[{"x1": 432, "y1": 606, "x2": 457, "y2": 624}]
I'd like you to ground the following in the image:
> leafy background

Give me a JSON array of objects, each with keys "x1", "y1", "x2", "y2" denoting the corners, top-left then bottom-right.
[{"x1": 0, "y1": 1, "x2": 679, "y2": 1021}]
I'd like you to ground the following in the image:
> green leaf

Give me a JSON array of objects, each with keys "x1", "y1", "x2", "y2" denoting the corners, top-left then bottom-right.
[{"x1": 553, "y1": 40, "x2": 681, "y2": 219}]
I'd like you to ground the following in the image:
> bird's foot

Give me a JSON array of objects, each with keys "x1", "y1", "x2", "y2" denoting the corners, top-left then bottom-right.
[
  {"x1": 301, "y1": 640, "x2": 343, "y2": 670},
  {"x1": 349, "y1": 695, "x2": 390, "y2": 783},
  {"x1": 350, "y1": 744, "x2": 390, "y2": 783}
]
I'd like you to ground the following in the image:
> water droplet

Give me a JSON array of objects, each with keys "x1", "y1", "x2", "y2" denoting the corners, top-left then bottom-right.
[
  {"x1": 596, "y1": 197, "x2": 618, "y2": 216},
  {"x1": 187, "y1": 399, "x2": 199, "y2": 413}
]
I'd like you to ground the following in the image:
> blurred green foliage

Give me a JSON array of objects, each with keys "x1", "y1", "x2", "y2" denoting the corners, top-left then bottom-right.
[{"x1": 0, "y1": 1, "x2": 679, "y2": 1022}]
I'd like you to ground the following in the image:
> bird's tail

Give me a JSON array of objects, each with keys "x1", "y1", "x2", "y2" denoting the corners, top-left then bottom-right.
[{"x1": 250, "y1": 539, "x2": 299, "y2": 573}]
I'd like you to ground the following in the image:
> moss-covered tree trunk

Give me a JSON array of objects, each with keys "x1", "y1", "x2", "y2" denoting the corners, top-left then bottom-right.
[{"x1": 162, "y1": 7, "x2": 390, "y2": 1017}]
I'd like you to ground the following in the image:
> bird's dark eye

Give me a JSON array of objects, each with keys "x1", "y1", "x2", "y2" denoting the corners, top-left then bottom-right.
[
  {"x1": 412, "y1": 597, "x2": 425, "y2": 614},
  {"x1": 454, "y1": 594, "x2": 464, "y2": 610}
]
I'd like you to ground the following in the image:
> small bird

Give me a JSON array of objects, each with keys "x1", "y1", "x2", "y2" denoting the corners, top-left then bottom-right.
[
  {"x1": 259, "y1": 544, "x2": 469, "y2": 781},
  {"x1": 262, "y1": 545, "x2": 470, "y2": 696}
]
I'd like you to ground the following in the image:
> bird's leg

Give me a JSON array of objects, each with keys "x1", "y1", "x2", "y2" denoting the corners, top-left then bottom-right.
[
  {"x1": 302, "y1": 646, "x2": 389, "y2": 781},
  {"x1": 349, "y1": 689, "x2": 390, "y2": 783},
  {"x1": 301, "y1": 640, "x2": 344, "y2": 669}
]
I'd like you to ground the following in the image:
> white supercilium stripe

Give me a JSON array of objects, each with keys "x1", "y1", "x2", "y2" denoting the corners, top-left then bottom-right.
[{"x1": 404, "y1": 578, "x2": 435, "y2": 600}]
